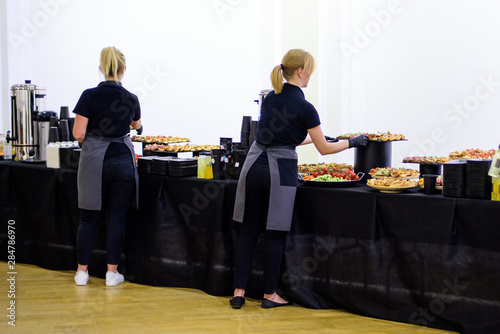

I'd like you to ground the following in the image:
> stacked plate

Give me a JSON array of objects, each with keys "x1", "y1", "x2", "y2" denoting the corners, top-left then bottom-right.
[
  {"x1": 152, "y1": 157, "x2": 176, "y2": 175},
  {"x1": 137, "y1": 156, "x2": 158, "y2": 174},
  {"x1": 168, "y1": 158, "x2": 198, "y2": 177},
  {"x1": 466, "y1": 159, "x2": 492, "y2": 199},
  {"x1": 443, "y1": 160, "x2": 466, "y2": 197}
]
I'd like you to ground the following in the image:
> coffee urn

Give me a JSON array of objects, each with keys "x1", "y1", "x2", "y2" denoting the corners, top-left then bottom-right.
[{"x1": 9, "y1": 80, "x2": 46, "y2": 160}]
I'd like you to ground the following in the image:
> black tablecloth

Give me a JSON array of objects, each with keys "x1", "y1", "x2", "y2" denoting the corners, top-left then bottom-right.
[{"x1": 1, "y1": 161, "x2": 499, "y2": 334}]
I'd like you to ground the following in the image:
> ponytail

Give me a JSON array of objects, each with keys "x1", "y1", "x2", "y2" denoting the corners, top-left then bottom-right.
[
  {"x1": 271, "y1": 65, "x2": 285, "y2": 94},
  {"x1": 100, "y1": 47, "x2": 126, "y2": 79},
  {"x1": 271, "y1": 49, "x2": 315, "y2": 94}
]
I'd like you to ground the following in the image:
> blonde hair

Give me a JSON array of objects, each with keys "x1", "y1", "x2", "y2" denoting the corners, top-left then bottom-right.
[
  {"x1": 99, "y1": 47, "x2": 126, "y2": 79},
  {"x1": 271, "y1": 49, "x2": 315, "y2": 94}
]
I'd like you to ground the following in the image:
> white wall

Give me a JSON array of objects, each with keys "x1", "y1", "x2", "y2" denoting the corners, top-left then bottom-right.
[
  {"x1": 280, "y1": 0, "x2": 320, "y2": 163},
  {"x1": 0, "y1": 1, "x2": 9, "y2": 134},
  {"x1": 335, "y1": 0, "x2": 500, "y2": 167},
  {"x1": 2, "y1": 0, "x2": 266, "y2": 145},
  {"x1": 1, "y1": 0, "x2": 499, "y2": 167}
]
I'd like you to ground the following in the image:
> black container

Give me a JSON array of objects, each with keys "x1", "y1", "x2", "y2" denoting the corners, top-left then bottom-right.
[
  {"x1": 232, "y1": 142, "x2": 243, "y2": 151},
  {"x1": 68, "y1": 118, "x2": 75, "y2": 141},
  {"x1": 241, "y1": 116, "x2": 252, "y2": 148},
  {"x1": 211, "y1": 149, "x2": 226, "y2": 162},
  {"x1": 443, "y1": 160, "x2": 466, "y2": 198},
  {"x1": 423, "y1": 174, "x2": 439, "y2": 195},
  {"x1": 240, "y1": 132, "x2": 250, "y2": 148},
  {"x1": 211, "y1": 149, "x2": 228, "y2": 180},
  {"x1": 420, "y1": 164, "x2": 442, "y2": 176},
  {"x1": 48, "y1": 126, "x2": 59, "y2": 143},
  {"x1": 212, "y1": 161, "x2": 227, "y2": 180},
  {"x1": 230, "y1": 149, "x2": 247, "y2": 180},
  {"x1": 60, "y1": 106, "x2": 70, "y2": 120},
  {"x1": 220, "y1": 137, "x2": 232, "y2": 155},
  {"x1": 59, "y1": 119, "x2": 70, "y2": 141},
  {"x1": 241, "y1": 116, "x2": 252, "y2": 133},
  {"x1": 249, "y1": 120, "x2": 258, "y2": 145},
  {"x1": 466, "y1": 159, "x2": 492, "y2": 199},
  {"x1": 49, "y1": 115, "x2": 58, "y2": 127},
  {"x1": 354, "y1": 141, "x2": 392, "y2": 182},
  {"x1": 59, "y1": 147, "x2": 80, "y2": 169}
]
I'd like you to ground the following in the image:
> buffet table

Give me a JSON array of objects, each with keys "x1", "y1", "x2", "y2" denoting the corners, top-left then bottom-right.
[{"x1": 1, "y1": 161, "x2": 499, "y2": 334}]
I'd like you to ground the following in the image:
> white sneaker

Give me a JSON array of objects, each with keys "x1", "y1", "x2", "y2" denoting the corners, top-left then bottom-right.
[
  {"x1": 106, "y1": 271, "x2": 124, "y2": 287},
  {"x1": 74, "y1": 270, "x2": 89, "y2": 286}
]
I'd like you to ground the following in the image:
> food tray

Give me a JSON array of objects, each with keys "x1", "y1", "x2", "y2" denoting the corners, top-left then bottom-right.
[
  {"x1": 403, "y1": 161, "x2": 444, "y2": 165},
  {"x1": 370, "y1": 175, "x2": 419, "y2": 180},
  {"x1": 338, "y1": 138, "x2": 407, "y2": 142},
  {"x1": 367, "y1": 184, "x2": 418, "y2": 193},
  {"x1": 299, "y1": 172, "x2": 364, "y2": 188}
]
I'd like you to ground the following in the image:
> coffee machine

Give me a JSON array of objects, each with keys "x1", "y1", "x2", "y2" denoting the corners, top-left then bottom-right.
[{"x1": 8, "y1": 80, "x2": 47, "y2": 161}]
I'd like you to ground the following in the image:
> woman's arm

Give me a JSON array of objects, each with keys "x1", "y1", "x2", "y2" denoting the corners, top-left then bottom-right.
[
  {"x1": 308, "y1": 125, "x2": 349, "y2": 155},
  {"x1": 130, "y1": 119, "x2": 142, "y2": 129},
  {"x1": 73, "y1": 114, "x2": 89, "y2": 143}
]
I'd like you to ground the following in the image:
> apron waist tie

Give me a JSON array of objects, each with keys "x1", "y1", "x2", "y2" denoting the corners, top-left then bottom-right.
[
  {"x1": 254, "y1": 142, "x2": 295, "y2": 151},
  {"x1": 86, "y1": 132, "x2": 130, "y2": 143}
]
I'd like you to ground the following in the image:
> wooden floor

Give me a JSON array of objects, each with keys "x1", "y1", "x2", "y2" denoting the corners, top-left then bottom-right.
[{"x1": 0, "y1": 262, "x2": 457, "y2": 334}]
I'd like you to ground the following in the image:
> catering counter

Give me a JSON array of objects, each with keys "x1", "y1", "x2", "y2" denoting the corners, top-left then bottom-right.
[{"x1": 1, "y1": 161, "x2": 499, "y2": 334}]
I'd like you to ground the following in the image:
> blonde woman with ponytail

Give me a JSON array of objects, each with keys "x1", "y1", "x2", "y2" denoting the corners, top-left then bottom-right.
[
  {"x1": 231, "y1": 49, "x2": 368, "y2": 309},
  {"x1": 72, "y1": 47, "x2": 142, "y2": 287}
]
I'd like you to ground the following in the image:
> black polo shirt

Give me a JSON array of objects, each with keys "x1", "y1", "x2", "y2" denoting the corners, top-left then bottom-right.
[
  {"x1": 73, "y1": 81, "x2": 141, "y2": 138},
  {"x1": 255, "y1": 83, "x2": 320, "y2": 147},
  {"x1": 73, "y1": 81, "x2": 141, "y2": 157}
]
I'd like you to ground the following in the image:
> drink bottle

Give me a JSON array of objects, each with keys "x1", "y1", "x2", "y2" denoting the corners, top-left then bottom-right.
[{"x1": 488, "y1": 144, "x2": 500, "y2": 177}]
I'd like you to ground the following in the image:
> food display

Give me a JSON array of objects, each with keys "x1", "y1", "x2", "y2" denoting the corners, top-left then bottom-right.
[
  {"x1": 130, "y1": 128, "x2": 494, "y2": 200},
  {"x1": 403, "y1": 156, "x2": 451, "y2": 164},
  {"x1": 298, "y1": 162, "x2": 362, "y2": 187},
  {"x1": 367, "y1": 165, "x2": 419, "y2": 193},
  {"x1": 449, "y1": 148, "x2": 495, "y2": 160},
  {"x1": 368, "y1": 178, "x2": 418, "y2": 187},
  {"x1": 144, "y1": 143, "x2": 220, "y2": 153},
  {"x1": 298, "y1": 163, "x2": 360, "y2": 181},
  {"x1": 367, "y1": 178, "x2": 418, "y2": 193},
  {"x1": 337, "y1": 132, "x2": 405, "y2": 142},
  {"x1": 305, "y1": 174, "x2": 347, "y2": 182},
  {"x1": 132, "y1": 135, "x2": 190, "y2": 144},
  {"x1": 369, "y1": 167, "x2": 419, "y2": 179}
]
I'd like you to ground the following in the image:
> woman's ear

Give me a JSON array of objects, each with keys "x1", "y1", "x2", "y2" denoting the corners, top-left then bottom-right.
[{"x1": 297, "y1": 67, "x2": 304, "y2": 78}]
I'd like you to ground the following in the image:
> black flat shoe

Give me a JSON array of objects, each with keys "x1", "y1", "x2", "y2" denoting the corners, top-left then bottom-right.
[
  {"x1": 230, "y1": 296, "x2": 245, "y2": 309},
  {"x1": 261, "y1": 298, "x2": 291, "y2": 309}
]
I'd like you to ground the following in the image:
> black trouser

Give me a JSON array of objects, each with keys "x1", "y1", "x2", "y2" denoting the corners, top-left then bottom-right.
[
  {"x1": 77, "y1": 151, "x2": 135, "y2": 266},
  {"x1": 233, "y1": 152, "x2": 287, "y2": 294}
]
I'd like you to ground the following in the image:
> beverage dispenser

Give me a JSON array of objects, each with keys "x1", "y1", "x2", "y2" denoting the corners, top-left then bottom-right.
[{"x1": 9, "y1": 80, "x2": 46, "y2": 160}]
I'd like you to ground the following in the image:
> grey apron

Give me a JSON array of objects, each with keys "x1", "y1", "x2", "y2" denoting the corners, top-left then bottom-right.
[
  {"x1": 233, "y1": 142, "x2": 298, "y2": 231},
  {"x1": 77, "y1": 133, "x2": 139, "y2": 210}
]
